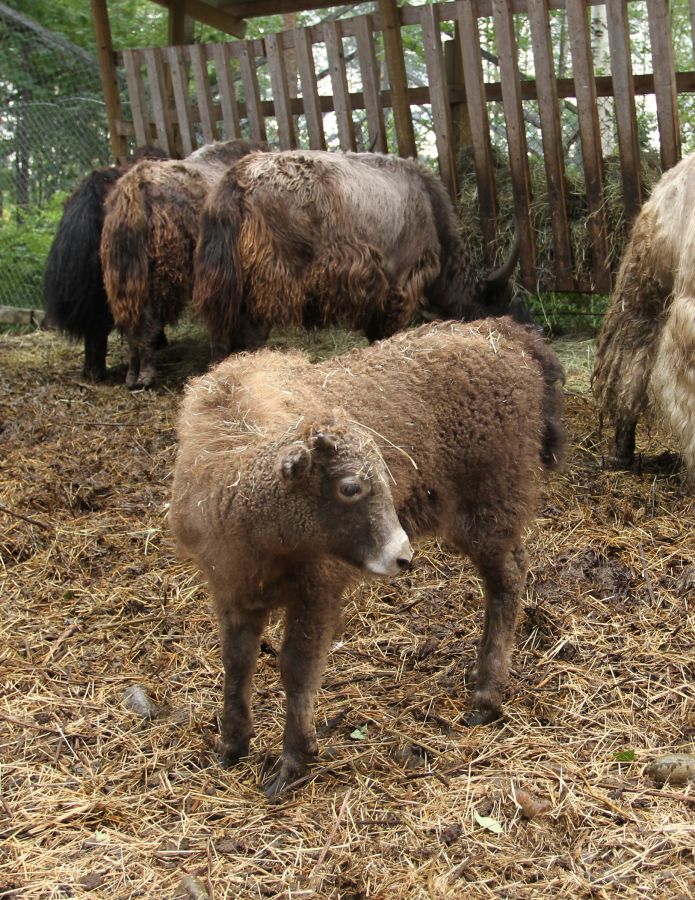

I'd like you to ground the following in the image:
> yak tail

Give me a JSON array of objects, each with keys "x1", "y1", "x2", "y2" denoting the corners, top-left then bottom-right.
[
  {"x1": 192, "y1": 170, "x2": 246, "y2": 343},
  {"x1": 101, "y1": 171, "x2": 152, "y2": 330},
  {"x1": 43, "y1": 167, "x2": 122, "y2": 339}
]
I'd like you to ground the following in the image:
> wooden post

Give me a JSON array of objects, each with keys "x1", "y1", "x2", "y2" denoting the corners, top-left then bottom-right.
[
  {"x1": 168, "y1": 0, "x2": 194, "y2": 46},
  {"x1": 90, "y1": 0, "x2": 128, "y2": 161},
  {"x1": 378, "y1": 0, "x2": 416, "y2": 158},
  {"x1": 444, "y1": 26, "x2": 471, "y2": 166}
]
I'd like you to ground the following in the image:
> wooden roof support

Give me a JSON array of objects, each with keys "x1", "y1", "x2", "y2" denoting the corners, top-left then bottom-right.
[
  {"x1": 149, "y1": 0, "x2": 245, "y2": 38},
  {"x1": 90, "y1": 0, "x2": 128, "y2": 161},
  {"x1": 379, "y1": 0, "x2": 416, "y2": 158}
]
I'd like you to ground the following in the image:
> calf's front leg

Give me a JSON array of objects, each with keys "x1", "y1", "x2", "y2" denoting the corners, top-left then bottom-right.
[
  {"x1": 264, "y1": 594, "x2": 340, "y2": 799},
  {"x1": 467, "y1": 543, "x2": 528, "y2": 725},
  {"x1": 217, "y1": 605, "x2": 269, "y2": 766}
]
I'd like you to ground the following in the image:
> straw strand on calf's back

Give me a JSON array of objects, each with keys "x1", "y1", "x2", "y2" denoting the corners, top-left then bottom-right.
[{"x1": 170, "y1": 320, "x2": 565, "y2": 796}]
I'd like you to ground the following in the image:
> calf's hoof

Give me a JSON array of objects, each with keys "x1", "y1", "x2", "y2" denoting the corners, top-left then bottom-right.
[
  {"x1": 262, "y1": 760, "x2": 307, "y2": 800},
  {"x1": 218, "y1": 736, "x2": 250, "y2": 768},
  {"x1": 465, "y1": 707, "x2": 502, "y2": 727},
  {"x1": 82, "y1": 366, "x2": 107, "y2": 382}
]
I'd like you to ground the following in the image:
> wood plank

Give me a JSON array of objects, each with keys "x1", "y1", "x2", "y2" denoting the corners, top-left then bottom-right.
[
  {"x1": 266, "y1": 32, "x2": 297, "y2": 149},
  {"x1": 0, "y1": 306, "x2": 39, "y2": 326},
  {"x1": 238, "y1": 41, "x2": 267, "y2": 142},
  {"x1": 691, "y1": 0, "x2": 695, "y2": 66},
  {"x1": 606, "y1": 0, "x2": 642, "y2": 223},
  {"x1": 566, "y1": 0, "x2": 610, "y2": 292},
  {"x1": 420, "y1": 4, "x2": 457, "y2": 198},
  {"x1": 166, "y1": 45, "x2": 195, "y2": 156},
  {"x1": 455, "y1": 0, "x2": 498, "y2": 261},
  {"x1": 294, "y1": 27, "x2": 326, "y2": 150},
  {"x1": 211, "y1": 42, "x2": 242, "y2": 140},
  {"x1": 189, "y1": 43, "x2": 218, "y2": 144},
  {"x1": 646, "y1": 0, "x2": 680, "y2": 170},
  {"x1": 148, "y1": 0, "x2": 245, "y2": 38},
  {"x1": 353, "y1": 15, "x2": 387, "y2": 152},
  {"x1": 323, "y1": 20, "x2": 356, "y2": 150},
  {"x1": 378, "y1": 0, "x2": 416, "y2": 157},
  {"x1": 527, "y1": 0, "x2": 574, "y2": 289},
  {"x1": 90, "y1": 0, "x2": 128, "y2": 160},
  {"x1": 491, "y1": 0, "x2": 535, "y2": 288},
  {"x1": 122, "y1": 49, "x2": 152, "y2": 148},
  {"x1": 143, "y1": 47, "x2": 174, "y2": 156}
]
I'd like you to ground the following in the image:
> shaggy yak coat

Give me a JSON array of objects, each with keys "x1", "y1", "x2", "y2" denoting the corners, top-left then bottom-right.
[
  {"x1": 169, "y1": 319, "x2": 566, "y2": 796},
  {"x1": 193, "y1": 149, "x2": 528, "y2": 355},
  {"x1": 100, "y1": 139, "x2": 268, "y2": 388},
  {"x1": 43, "y1": 145, "x2": 167, "y2": 381},
  {"x1": 592, "y1": 149, "x2": 695, "y2": 480}
]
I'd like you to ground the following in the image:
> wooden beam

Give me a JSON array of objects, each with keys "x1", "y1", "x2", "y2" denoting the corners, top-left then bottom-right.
[
  {"x1": 149, "y1": 0, "x2": 245, "y2": 38},
  {"x1": 90, "y1": 0, "x2": 128, "y2": 161},
  {"x1": 218, "y1": 0, "x2": 341, "y2": 18},
  {"x1": 168, "y1": 0, "x2": 195, "y2": 45},
  {"x1": 379, "y1": 0, "x2": 416, "y2": 158}
]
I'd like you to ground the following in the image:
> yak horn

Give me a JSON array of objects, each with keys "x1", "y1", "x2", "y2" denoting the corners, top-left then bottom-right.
[{"x1": 484, "y1": 228, "x2": 521, "y2": 288}]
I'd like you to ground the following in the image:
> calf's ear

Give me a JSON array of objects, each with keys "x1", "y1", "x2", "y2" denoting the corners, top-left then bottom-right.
[
  {"x1": 311, "y1": 430, "x2": 339, "y2": 453},
  {"x1": 279, "y1": 442, "x2": 312, "y2": 481}
]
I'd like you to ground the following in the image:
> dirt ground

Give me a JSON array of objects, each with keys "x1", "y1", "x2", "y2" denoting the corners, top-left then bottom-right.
[{"x1": 1, "y1": 324, "x2": 693, "y2": 899}]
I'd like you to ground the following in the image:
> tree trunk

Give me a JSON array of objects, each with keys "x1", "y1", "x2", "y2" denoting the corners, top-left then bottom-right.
[{"x1": 15, "y1": 86, "x2": 31, "y2": 222}]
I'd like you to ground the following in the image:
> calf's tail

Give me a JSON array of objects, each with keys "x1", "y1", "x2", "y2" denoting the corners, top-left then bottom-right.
[{"x1": 192, "y1": 170, "x2": 246, "y2": 343}]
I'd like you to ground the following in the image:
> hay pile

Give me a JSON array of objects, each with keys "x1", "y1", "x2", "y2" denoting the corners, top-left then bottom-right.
[{"x1": 1, "y1": 326, "x2": 693, "y2": 898}]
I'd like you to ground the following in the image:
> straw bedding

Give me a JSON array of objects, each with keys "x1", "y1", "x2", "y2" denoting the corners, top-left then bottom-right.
[{"x1": 0, "y1": 326, "x2": 693, "y2": 899}]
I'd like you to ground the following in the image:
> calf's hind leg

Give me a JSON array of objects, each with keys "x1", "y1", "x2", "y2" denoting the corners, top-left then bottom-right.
[
  {"x1": 464, "y1": 542, "x2": 529, "y2": 725},
  {"x1": 217, "y1": 605, "x2": 269, "y2": 766}
]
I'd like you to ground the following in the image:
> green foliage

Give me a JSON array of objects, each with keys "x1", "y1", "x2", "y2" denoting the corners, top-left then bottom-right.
[{"x1": 0, "y1": 195, "x2": 63, "y2": 308}]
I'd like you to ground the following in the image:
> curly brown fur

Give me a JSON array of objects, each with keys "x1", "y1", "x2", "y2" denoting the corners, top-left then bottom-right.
[
  {"x1": 100, "y1": 139, "x2": 268, "y2": 388},
  {"x1": 43, "y1": 145, "x2": 166, "y2": 381},
  {"x1": 193, "y1": 150, "x2": 530, "y2": 356},
  {"x1": 170, "y1": 319, "x2": 565, "y2": 795}
]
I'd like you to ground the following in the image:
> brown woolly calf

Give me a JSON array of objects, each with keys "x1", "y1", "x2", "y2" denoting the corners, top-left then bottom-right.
[
  {"x1": 100, "y1": 139, "x2": 267, "y2": 388},
  {"x1": 193, "y1": 150, "x2": 530, "y2": 355},
  {"x1": 169, "y1": 320, "x2": 565, "y2": 797},
  {"x1": 592, "y1": 150, "x2": 695, "y2": 479}
]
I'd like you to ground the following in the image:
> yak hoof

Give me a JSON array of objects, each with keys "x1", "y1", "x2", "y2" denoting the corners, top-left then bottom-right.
[
  {"x1": 82, "y1": 365, "x2": 107, "y2": 382},
  {"x1": 465, "y1": 707, "x2": 502, "y2": 727},
  {"x1": 218, "y1": 738, "x2": 250, "y2": 768},
  {"x1": 262, "y1": 759, "x2": 307, "y2": 800}
]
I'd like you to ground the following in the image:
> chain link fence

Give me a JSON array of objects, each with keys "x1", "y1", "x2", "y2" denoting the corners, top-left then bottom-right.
[{"x1": 0, "y1": 2, "x2": 111, "y2": 309}]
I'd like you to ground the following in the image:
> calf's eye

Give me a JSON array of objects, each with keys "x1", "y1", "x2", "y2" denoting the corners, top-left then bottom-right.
[{"x1": 337, "y1": 479, "x2": 364, "y2": 502}]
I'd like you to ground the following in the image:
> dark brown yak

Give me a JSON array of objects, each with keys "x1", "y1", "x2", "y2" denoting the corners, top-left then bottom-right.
[
  {"x1": 169, "y1": 319, "x2": 565, "y2": 796},
  {"x1": 192, "y1": 150, "x2": 530, "y2": 355},
  {"x1": 100, "y1": 139, "x2": 268, "y2": 388},
  {"x1": 43, "y1": 146, "x2": 167, "y2": 381}
]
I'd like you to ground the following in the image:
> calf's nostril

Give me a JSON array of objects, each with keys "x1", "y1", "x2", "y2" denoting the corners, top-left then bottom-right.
[{"x1": 397, "y1": 556, "x2": 412, "y2": 572}]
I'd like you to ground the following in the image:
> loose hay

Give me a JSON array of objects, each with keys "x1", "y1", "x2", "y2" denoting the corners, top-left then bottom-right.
[{"x1": 0, "y1": 325, "x2": 693, "y2": 899}]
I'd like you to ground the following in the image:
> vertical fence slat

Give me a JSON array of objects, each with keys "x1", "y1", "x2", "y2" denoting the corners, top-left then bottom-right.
[
  {"x1": 123, "y1": 50, "x2": 152, "y2": 147},
  {"x1": 527, "y1": 0, "x2": 574, "y2": 289},
  {"x1": 294, "y1": 27, "x2": 326, "y2": 150},
  {"x1": 690, "y1": 0, "x2": 695, "y2": 67},
  {"x1": 566, "y1": 0, "x2": 610, "y2": 292},
  {"x1": 491, "y1": 0, "x2": 535, "y2": 288},
  {"x1": 166, "y1": 45, "x2": 195, "y2": 156},
  {"x1": 143, "y1": 47, "x2": 174, "y2": 155},
  {"x1": 353, "y1": 15, "x2": 387, "y2": 152},
  {"x1": 189, "y1": 43, "x2": 218, "y2": 144},
  {"x1": 455, "y1": 0, "x2": 498, "y2": 261},
  {"x1": 379, "y1": 0, "x2": 416, "y2": 158},
  {"x1": 323, "y1": 21, "x2": 356, "y2": 151},
  {"x1": 237, "y1": 42, "x2": 267, "y2": 143},
  {"x1": 646, "y1": 0, "x2": 680, "y2": 171},
  {"x1": 266, "y1": 33, "x2": 297, "y2": 150},
  {"x1": 606, "y1": 0, "x2": 642, "y2": 224},
  {"x1": 420, "y1": 5, "x2": 457, "y2": 198},
  {"x1": 211, "y1": 43, "x2": 242, "y2": 140}
]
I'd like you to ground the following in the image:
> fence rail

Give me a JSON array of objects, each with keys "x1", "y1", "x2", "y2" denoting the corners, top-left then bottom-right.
[{"x1": 112, "y1": 0, "x2": 695, "y2": 295}]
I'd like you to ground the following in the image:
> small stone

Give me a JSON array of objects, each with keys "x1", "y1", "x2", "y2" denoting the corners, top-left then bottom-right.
[
  {"x1": 175, "y1": 875, "x2": 209, "y2": 899},
  {"x1": 645, "y1": 753, "x2": 695, "y2": 785},
  {"x1": 122, "y1": 685, "x2": 159, "y2": 718}
]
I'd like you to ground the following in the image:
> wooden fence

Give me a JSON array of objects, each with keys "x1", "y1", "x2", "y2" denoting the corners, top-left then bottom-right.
[{"x1": 112, "y1": 0, "x2": 695, "y2": 295}]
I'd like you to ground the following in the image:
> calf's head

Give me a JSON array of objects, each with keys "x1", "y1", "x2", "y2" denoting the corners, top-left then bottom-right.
[{"x1": 276, "y1": 424, "x2": 413, "y2": 576}]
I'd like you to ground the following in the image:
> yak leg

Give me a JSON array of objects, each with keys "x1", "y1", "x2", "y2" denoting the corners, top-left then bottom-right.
[
  {"x1": 83, "y1": 325, "x2": 110, "y2": 381},
  {"x1": 264, "y1": 587, "x2": 341, "y2": 798},
  {"x1": 465, "y1": 542, "x2": 528, "y2": 725},
  {"x1": 124, "y1": 334, "x2": 141, "y2": 388},
  {"x1": 126, "y1": 306, "x2": 163, "y2": 388},
  {"x1": 612, "y1": 415, "x2": 637, "y2": 468},
  {"x1": 217, "y1": 605, "x2": 269, "y2": 766}
]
